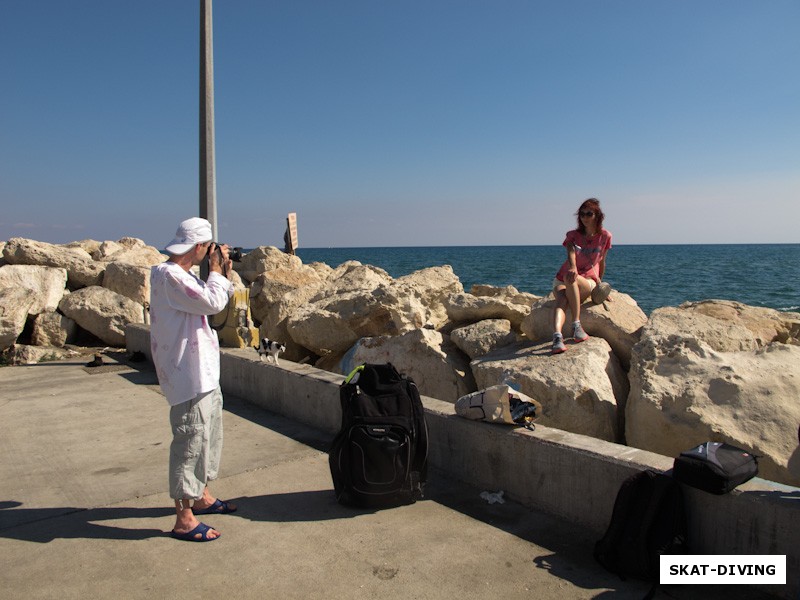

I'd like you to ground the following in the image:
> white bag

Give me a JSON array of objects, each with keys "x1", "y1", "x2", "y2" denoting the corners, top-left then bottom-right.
[{"x1": 455, "y1": 384, "x2": 542, "y2": 427}]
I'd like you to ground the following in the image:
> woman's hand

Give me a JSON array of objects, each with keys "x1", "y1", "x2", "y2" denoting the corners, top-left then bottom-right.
[{"x1": 565, "y1": 267, "x2": 578, "y2": 284}]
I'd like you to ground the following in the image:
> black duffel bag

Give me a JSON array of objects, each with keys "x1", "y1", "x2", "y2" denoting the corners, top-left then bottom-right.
[{"x1": 672, "y1": 441, "x2": 758, "y2": 495}]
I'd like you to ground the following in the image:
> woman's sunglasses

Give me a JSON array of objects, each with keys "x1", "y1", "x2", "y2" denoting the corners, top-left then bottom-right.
[{"x1": 579, "y1": 210, "x2": 595, "y2": 218}]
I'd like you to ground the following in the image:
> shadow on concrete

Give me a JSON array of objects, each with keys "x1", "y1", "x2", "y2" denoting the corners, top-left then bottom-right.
[
  {"x1": 0, "y1": 501, "x2": 173, "y2": 543},
  {"x1": 214, "y1": 395, "x2": 631, "y2": 594},
  {"x1": 222, "y1": 395, "x2": 333, "y2": 453},
  {"x1": 741, "y1": 488, "x2": 800, "y2": 501},
  {"x1": 229, "y1": 490, "x2": 375, "y2": 523}
]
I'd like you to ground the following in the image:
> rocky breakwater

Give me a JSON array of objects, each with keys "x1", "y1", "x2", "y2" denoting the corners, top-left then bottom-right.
[
  {"x1": 0, "y1": 237, "x2": 168, "y2": 363},
  {"x1": 3, "y1": 239, "x2": 799, "y2": 487}
]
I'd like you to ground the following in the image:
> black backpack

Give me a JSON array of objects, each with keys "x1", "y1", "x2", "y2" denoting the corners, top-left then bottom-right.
[
  {"x1": 329, "y1": 363, "x2": 428, "y2": 508},
  {"x1": 594, "y1": 470, "x2": 687, "y2": 583}
]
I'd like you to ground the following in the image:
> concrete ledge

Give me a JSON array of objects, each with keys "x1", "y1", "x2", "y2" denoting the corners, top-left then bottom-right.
[{"x1": 128, "y1": 323, "x2": 798, "y2": 599}]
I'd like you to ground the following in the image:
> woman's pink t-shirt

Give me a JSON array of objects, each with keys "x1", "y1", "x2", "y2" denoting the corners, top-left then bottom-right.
[{"x1": 555, "y1": 229, "x2": 612, "y2": 283}]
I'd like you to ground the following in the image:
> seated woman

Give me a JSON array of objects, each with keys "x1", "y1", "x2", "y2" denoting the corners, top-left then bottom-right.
[{"x1": 551, "y1": 198, "x2": 612, "y2": 354}]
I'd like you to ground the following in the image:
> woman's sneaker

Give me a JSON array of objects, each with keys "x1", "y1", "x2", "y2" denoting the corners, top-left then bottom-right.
[
  {"x1": 573, "y1": 322, "x2": 589, "y2": 343},
  {"x1": 552, "y1": 334, "x2": 566, "y2": 354}
]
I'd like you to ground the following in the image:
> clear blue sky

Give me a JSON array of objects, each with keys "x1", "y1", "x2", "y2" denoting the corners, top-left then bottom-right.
[{"x1": 1, "y1": 1, "x2": 798, "y2": 249}]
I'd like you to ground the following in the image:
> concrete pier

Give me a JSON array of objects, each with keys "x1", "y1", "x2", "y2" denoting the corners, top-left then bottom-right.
[
  {"x1": 128, "y1": 323, "x2": 798, "y2": 599},
  {"x1": 0, "y1": 324, "x2": 794, "y2": 599}
]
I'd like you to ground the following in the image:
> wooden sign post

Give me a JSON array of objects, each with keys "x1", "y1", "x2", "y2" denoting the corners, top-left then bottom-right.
[{"x1": 284, "y1": 212, "x2": 298, "y2": 255}]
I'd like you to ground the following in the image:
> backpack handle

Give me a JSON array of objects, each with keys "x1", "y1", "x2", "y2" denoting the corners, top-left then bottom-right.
[{"x1": 344, "y1": 364, "x2": 365, "y2": 385}]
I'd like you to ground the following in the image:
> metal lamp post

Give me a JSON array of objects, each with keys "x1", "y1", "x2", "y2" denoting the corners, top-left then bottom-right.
[{"x1": 199, "y1": 0, "x2": 218, "y2": 241}]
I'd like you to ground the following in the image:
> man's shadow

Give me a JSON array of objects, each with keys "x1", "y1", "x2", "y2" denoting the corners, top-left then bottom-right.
[
  {"x1": 0, "y1": 501, "x2": 172, "y2": 543},
  {"x1": 0, "y1": 490, "x2": 371, "y2": 543}
]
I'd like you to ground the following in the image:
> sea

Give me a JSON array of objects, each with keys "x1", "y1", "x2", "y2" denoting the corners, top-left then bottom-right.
[{"x1": 288, "y1": 244, "x2": 799, "y2": 316}]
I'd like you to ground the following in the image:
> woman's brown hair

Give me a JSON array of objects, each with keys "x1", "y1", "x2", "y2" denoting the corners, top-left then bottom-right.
[{"x1": 575, "y1": 198, "x2": 604, "y2": 235}]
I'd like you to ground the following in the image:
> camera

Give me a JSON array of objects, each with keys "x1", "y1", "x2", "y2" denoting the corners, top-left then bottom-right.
[
  {"x1": 207, "y1": 243, "x2": 244, "y2": 262},
  {"x1": 229, "y1": 247, "x2": 244, "y2": 262}
]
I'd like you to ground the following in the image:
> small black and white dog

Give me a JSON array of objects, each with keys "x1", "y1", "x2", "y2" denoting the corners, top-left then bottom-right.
[{"x1": 257, "y1": 338, "x2": 286, "y2": 365}]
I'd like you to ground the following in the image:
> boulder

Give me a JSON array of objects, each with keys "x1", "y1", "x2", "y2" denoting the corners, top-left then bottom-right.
[
  {"x1": 2, "y1": 237, "x2": 104, "y2": 288},
  {"x1": 31, "y1": 311, "x2": 78, "y2": 347},
  {"x1": 261, "y1": 282, "x2": 325, "y2": 363},
  {"x1": 0, "y1": 241, "x2": 6, "y2": 267},
  {"x1": 92, "y1": 240, "x2": 125, "y2": 260},
  {"x1": 307, "y1": 261, "x2": 335, "y2": 280},
  {"x1": 234, "y1": 245, "x2": 303, "y2": 283},
  {"x1": 0, "y1": 264, "x2": 68, "y2": 314},
  {"x1": 63, "y1": 239, "x2": 102, "y2": 256},
  {"x1": 672, "y1": 300, "x2": 800, "y2": 348},
  {"x1": 391, "y1": 266, "x2": 465, "y2": 329},
  {"x1": 95, "y1": 238, "x2": 167, "y2": 267},
  {"x1": 0, "y1": 287, "x2": 36, "y2": 349},
  {"x1": 2, "y1": 344, "x2": 79, "y2": 365},
  {"x1": 626, "y1": 304, "x2": 800, "y2": 487},
  {"x1": 471, "y1": 339, "x2": 628, "y2": 443},
  {"x1": 325, "y1": 261, "x2": 393, "y2": 291},
  {"x1": 470, "y1": 284, "x2": 539, "y2": 307},
  {"x1": 250, "y1": 266, "x2": 323, "y2": 324},
  {"x1": 58, "y1": 286, "x2": 144, "y2": 347},
  {"x1": 102, "y1": 262, "x2": 151, "y2": 305},
  {"x1": 287, "y1": 264, "x2": 463, "y2": 355},
  {"x1": 287, "y1": 304, "x2": 361, "y2": 356},
  {"x1": 229, "y1": 268, "x2": 247, "y2": 290},
  {"x1": 338, "y1": 328, "x2": 476, "y2": 403},
  {"x1": 61, "y1": 240, "x2": 102, "y2": 256},
  {"x1": 445, "y1": 292, "x2": 531, "y2": 329},
  {"x1": 450, "y1": 319, "x2": 518, "y2": 359},
  {"x1": 520, "y1": 289, "x2": 647, "y2": 369}
]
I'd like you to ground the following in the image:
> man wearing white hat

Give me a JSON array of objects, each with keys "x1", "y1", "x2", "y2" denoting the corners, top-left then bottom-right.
[{"x1": 150, "y1": 217, "x2": 236, "y2": 542}]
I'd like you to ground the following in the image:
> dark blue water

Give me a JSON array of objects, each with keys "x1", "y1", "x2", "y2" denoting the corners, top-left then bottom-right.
[{"x1": 292, "y1": 244, "x2": 799, "y2": 315}]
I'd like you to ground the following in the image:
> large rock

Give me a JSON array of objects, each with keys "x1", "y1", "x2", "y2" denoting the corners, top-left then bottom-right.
[
  {"x1": 93, "y1": 238, "x2": 166, "y2": 266},
  {"x1": 261, "y1": 282, "x2": 325, "y2": 363},
  {"x1": 250, "y1": 266, "x2": 322, "y2": 324},
  {"x1": 306, "y1": 261, "x2": 335, "y2": 280},
  {"x1": 287, "y1": 264, "x2": 463, "y2": 355},
  {"x1": 91, "y1": 240, "x2": 124, "y2": 260},
  {"x1": 444, "y1": 292, "x2": 531, "y2": 329},
  {"x1": 2, "y1": 344, "x2": 79, "y2": 365},
  {"x1": 668, "y1": 300, "x2": 800, "y2": 348},
  {"x1": 102, "y1": 262, "x2": 152, "y2": 305},
  {"x1": 520, "y1": 289, "x2": 647, "y2": 370},
  {"x1": 58, "y1": 286, "x2": 144, "y2": 346},
  {"x1": 391, "y1": 266, "x2": 465, "y2": 330},
  {"x1": 235, "y1": 246, "x2": 303, "y2": 284},
  {"x1": 0, "y1": 265, "x2": 68, "y2": 314},
  {"x1": 31, "y1": 311, "x2": 78, "y2": 347},
  {"x1": 63, "y1": 239, "x2": 102, "y2": 256},
  {"x1": 0, "y1": 287, "x2": 36, "y2": 349},
  {"x1": 327, "y1": 261, "x2": 392, "y2": 289},
  {"x1": 470, "y1": 284, "x2": 539, "y2": 307},
  {"x1": 450, "y1": 319, "x2": 518, "y2": 359},
  {"x1": 2, "y1": 238, "x2": 104, "y2": 288},
  {"x1": 338, "y1": 328, "x2": 476, "y2": 403},
  {"x1": 627, "y1": 303, "x2": 800, "y2": 487},
  {"x1": 471, "y1": 339, "x2": 629, "y2": 443}
]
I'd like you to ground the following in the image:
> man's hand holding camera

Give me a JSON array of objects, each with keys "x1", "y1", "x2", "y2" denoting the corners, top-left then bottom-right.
[{"x1": 207, "y1": 243, "x2": 232, "y2": 279}]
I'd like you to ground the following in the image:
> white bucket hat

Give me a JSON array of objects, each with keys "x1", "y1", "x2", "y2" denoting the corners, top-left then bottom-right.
[{"x1": 164, "y1": 217, "x2": 213, "y2": 255}]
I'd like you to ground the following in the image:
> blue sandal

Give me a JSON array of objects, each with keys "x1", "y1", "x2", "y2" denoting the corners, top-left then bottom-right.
[
  {"x1": 192, "y1": 498, "x2": 237, "y2": 515},
  {"x1": 171, "y1": 522, "x2": 219, "y2": 542}
]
